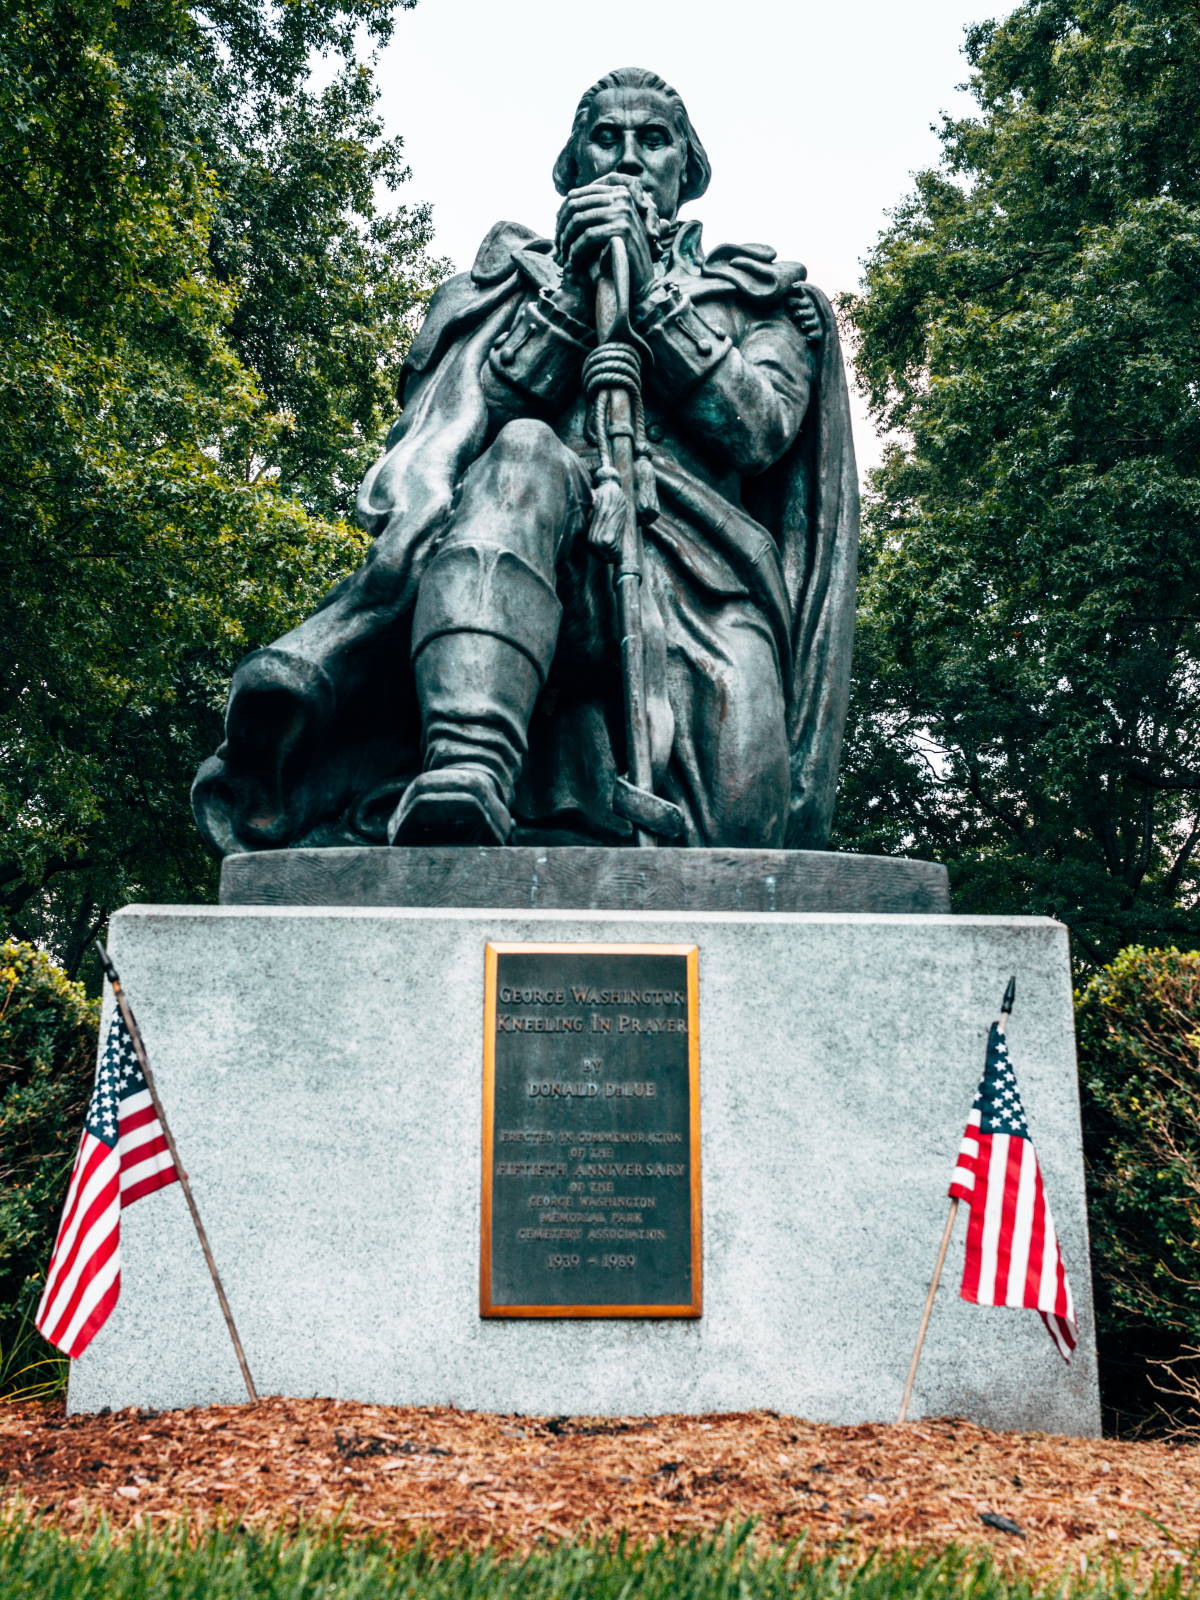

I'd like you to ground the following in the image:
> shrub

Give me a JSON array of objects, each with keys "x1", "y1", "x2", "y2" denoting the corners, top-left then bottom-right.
[
  {"x1": 1077, "y1": 945, "x2": 1200, "y2": 1429},
  {"x1": 0, "y1": 939, "x2": 98, "y2": 1397}
]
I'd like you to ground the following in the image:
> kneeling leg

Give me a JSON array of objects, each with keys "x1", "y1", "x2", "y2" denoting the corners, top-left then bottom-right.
[{"x1": 391, "y1": 420, "x2": 590, "y2": 845}]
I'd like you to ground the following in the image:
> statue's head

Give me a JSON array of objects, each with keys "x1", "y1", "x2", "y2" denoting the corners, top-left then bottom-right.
[{"x1": 553, "y1": 67, "x2": 711, "y2": 223}]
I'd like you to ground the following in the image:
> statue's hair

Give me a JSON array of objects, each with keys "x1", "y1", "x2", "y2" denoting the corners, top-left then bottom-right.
[{"x1": 552, "y1": 67, "x2": 711, "y2": 205}]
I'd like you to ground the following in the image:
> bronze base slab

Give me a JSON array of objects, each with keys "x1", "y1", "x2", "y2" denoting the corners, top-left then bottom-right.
[{"x1": 218, "y1": 845, "x2": 949, "y2": 914}]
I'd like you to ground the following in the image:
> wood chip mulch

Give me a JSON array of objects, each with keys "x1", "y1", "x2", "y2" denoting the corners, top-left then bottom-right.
[{"x1": 2, "y1": 1398, "x2": 1198, "y2": 1573}]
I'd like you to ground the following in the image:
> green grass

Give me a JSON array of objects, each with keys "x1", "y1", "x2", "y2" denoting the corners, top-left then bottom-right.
[{"x1": 0, "y1": 1521, "x2": 1194, "y2": 1600}]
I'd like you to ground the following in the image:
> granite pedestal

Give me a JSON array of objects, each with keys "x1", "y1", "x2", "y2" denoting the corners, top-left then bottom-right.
[{"x1": 70, "y1": 903, "x2": 1099, "y2": 1434}]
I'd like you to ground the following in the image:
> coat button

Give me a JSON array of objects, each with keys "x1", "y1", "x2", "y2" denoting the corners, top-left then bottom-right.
[{"x1": 646, "y1": 423, "x2": 663, "y2": 442}]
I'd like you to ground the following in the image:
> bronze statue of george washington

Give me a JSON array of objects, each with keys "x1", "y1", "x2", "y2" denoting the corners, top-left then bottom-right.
[{"x1": 193, "y1": 67, "x2": 859, "y2": 855}]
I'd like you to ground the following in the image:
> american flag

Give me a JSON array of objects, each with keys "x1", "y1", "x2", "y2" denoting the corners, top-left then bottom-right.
[
  {"x1": 949, "y1": 1022, "x2": 1077, "y2": 1361},
  {"x1": 35, "y1": 1004, "x2": 178, "y2": 1358}
]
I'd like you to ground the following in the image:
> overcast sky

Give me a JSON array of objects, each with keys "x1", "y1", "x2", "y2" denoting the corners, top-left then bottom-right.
[{"x1": 371, "y1": 0, "x2": 1008, "y2": 470}]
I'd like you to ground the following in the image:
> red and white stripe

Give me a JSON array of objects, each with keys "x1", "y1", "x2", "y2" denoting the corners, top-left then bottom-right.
[
  {"x1": 950, "y1": 1108, "x2": 1076, "y2": 1360},
  {"x1": 36, "y1": 1085, "x2": 177, "y2": 1359},
  {"x1": 118, "y1": 1086, "x2": 177, "y2": 1203}
]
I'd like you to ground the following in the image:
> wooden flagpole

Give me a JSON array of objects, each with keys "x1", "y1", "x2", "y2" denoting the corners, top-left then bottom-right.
[
  {"x1": 896, "y1": 1199, "x2": 959, "y2": 1423},
  {"x1": 95, "y1": 943, "x2": 258, "y2": 1403},
  {"x1": 896, "y1": 975, "x2": 1016, "y2": 1424}
]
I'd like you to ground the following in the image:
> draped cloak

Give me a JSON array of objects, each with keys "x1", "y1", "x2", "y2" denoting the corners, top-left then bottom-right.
[{"x1": 192, "y1": 221, "x2": 859, "y2": 856}]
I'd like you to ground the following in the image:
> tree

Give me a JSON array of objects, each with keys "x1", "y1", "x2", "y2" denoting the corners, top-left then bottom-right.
[
  {"x1": 840, "y1": 0, "x2": 1200, "y2": 963},
  {"x1": 0, "y1": 0, "x2": 445, "y2": 975}
]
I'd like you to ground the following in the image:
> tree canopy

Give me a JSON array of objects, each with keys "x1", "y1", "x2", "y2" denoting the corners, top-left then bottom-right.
[
  {"x1": 0, "y1": 0, "x2": 445, "y2": 974},
  {"x1": 839, "y1": 0, "x2": 1200, "y2": 962}
]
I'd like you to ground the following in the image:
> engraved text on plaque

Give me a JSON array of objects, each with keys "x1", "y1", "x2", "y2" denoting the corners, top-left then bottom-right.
[{"x1": 481, "y1": 942, "x2": 700, "y2": 1317}]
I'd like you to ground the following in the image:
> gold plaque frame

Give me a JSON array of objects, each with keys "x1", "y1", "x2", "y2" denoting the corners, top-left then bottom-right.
[{"x1": 481, "y1": 941, "x2": 701, "y2": 1318}]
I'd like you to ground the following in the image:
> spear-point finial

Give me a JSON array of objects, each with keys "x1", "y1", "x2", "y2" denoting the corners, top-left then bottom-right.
[
  {"x1": 94, "y1": 940, "x2": 119, "y2": 988},
  {"x1": 1001, "y1": 975, "x2": 1016, "y2": 1018}
]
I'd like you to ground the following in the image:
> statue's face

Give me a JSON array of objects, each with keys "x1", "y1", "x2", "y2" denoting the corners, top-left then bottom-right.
[{"x1": 574, "y1": 87, "x2": 688, "y2": 220}]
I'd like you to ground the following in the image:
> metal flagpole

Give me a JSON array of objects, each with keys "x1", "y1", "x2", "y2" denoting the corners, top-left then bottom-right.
[
  {"x1": 94, "y1": 942, "x2": 258, "y2": 1403},
  {"x1": 896, "y1": 975, "x2": 1016, "y2": 1424}
]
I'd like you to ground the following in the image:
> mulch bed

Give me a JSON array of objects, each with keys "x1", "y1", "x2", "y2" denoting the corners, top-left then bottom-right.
[{"x1": 2, "y1": 1398, "x2": 1198, "y2": 1572}]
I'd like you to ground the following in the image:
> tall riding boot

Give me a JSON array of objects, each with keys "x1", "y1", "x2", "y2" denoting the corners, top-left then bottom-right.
[{"x1": 388, "y1": 543, "x2": 562, "y2": 846}]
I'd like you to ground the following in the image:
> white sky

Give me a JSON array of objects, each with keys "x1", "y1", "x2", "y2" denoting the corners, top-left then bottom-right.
[{"x1": 373, "y1": 0, "x2": 1007, "y2": 471}]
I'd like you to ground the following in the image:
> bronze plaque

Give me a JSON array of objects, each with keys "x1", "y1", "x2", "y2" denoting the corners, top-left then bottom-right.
[{"x1": 481, "y1": 942, "x2": 701, "y2": 1317}]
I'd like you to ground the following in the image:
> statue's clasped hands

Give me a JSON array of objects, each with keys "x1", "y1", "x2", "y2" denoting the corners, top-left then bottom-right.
[{"x1": 556, "y1": 175, "x2": 660, "y2": 305}]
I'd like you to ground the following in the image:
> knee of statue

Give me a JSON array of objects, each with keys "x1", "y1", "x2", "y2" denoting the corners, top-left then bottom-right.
[
  {"x1": 191, "y1": 648, "x2": 336, "y2": 856},
  {"x1": 225, "y1": 650, "x2": 336, "y2": 757},
  {"x1": 488, "y1": 417, "x2": 564, "y2": 469}
]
